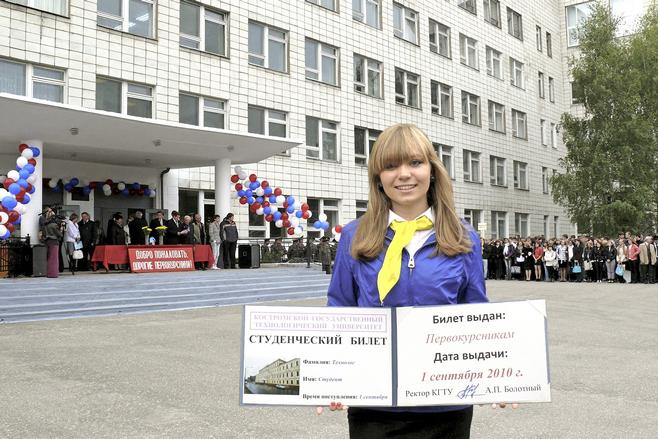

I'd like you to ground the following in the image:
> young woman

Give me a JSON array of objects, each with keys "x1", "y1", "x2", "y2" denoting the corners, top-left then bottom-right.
[
  {"x1": 583, "y1": 240, "x2": 595, "y2": 282},
  {"x1": 602, "y1": 239, "x2": 616, "y2": 283},
  {"x1": 556, "y1": 240, "x2": 569, "y2": 282},
  {"x1": 325, "y1": 124, "x2": 511, "y2": 438},
  {"x1": 615, "y1": 238, "x2": 627, "y2": 283},
  {"x1": 543, "y1": 243, "x2": 557, "y2": 281},
  {"x1": 64, "y1": 213, "x2": 81, "y2": 275},
  {"x1": 533, "y1": 241, "x2": 544, "y2": 281}
]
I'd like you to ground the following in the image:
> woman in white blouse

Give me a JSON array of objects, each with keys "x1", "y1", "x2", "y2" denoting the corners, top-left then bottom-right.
[{"x1": 64, "y1": 213, "x2": 81, "y2": 274}]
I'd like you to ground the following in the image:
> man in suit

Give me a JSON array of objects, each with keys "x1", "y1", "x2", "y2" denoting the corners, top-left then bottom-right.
[
  {"x1": 78, "y1": 212, "x2": 97, "y2": 271},
  {"x1": 106, "y1": 213, "x2": 125, "y2": 245},
  {"x1": 164, "y1": 211, "x2": 186, "y2": 245},
  {"x1": 638, "y1": 236, "x2": 657, "y2": 284},
  {"x1": 149, "y1": 211, "x2": 165, "y2": 244},
  {"x1": 128, "y1": 210, "x2": 148, "y2": 245}
]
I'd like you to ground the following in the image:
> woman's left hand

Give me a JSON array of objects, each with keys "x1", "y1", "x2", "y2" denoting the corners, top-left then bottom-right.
[{"x1": 490, "y1": 403, "x2": 519, "y2": 409}]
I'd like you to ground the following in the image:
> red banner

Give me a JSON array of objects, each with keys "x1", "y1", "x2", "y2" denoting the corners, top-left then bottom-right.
[{"x1": 127, "y1": 246, "x2": 195, "y2": 273}]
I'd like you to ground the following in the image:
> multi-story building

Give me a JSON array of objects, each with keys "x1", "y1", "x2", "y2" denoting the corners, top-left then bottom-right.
[
  {"x1": 1, "y1": 0, "x2": 654, "y2": 241},
  {"x1": 255, "y1": 358, "x2": 300, "y2": 386}
]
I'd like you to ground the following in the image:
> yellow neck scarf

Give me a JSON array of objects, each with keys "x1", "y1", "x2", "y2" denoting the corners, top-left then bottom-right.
[{"x1": 377, "y1": 215, "x2": 433, "y2": 303}]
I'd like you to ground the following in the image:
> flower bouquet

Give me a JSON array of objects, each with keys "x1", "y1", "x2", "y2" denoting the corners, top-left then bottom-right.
[
  {"x1": 155, "y1": 225, "x2": 168, "y2": 245},
  {"x1": 142, "y1": 226, "x2": 153, "y2": 245}
]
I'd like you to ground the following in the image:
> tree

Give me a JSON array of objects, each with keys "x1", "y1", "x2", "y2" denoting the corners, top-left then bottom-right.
[{"x1": 552, "y1": 5, "x2": 658, "y2": 236}]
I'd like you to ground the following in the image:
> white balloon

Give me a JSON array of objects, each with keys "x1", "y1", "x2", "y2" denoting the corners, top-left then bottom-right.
[
  {"x1": 319, "y1": 213, "x2": 328, "y2": 222},
  {"x1": 238, "y1": 171, "x2": 248, "y2": 180},
  {"x1": 0, "y1": 189, "x2": 8, "y2": 199},
  {"x1": 256, "y1": 207, "x2": 264, "y2": 215},
  {"x1": 13, "y1": 203, "x2": 26, "y2": 214},
  {"x1": 255, "y1": 187, "x2": 265, "y2": 197},
  {"x1": 26, "y1": 175, "x2": 36, "y2": 184},
  {"x1": 305, "y1": 210, "x2": 312, "y2": 219},
  {"x1": 148, "y1": 189, "x2": 156, "y2": 198},
  {"x1": 275, "y1": 219, "x2": 283, "y2": 228},
  {"x1": 47, "y1": 179, "x2": 57, "y2": 188},
  {"x1": 276, "y1": 195, "x2": 286, "y2": 204},
  {"x1": 21, "y1": 149, "x2": 34, "y2": 159},
  {"x1": 117, "y1": 182, "x2": 126, "y2": 190},
  {"x1": 0, "y1": 212, "x2": 8, "y2": 224},
  {"x1": 0, "y1": 225, "x2": 7, "y2": 236},
  {"x1": 232, "y1": 191, "x2": 239, "y2": 198},
  {"x1": 334, "y1": 233, "x2": 341, "y2": 242},
  {"x1": 294, "y1": 226, "x2": 303, "y2": 235},
  {"x1": 290, "y1": 217, "x2": 300, "y2": 228},
  {"x1": 293, "y1": 201, "x2": 301, "y2": 210},
  {"x1": 0, "y1": 175, "x2": 5, "y2": 184},
  {"x1": 16, "y1": 156, "x2": 28, "y2": 168},
  {"x1": 7, "y1": 170, "x2": 19, "y2": 181},
  {"x1": 234, "y1": 166, "x2": 242, "y2": 173}
]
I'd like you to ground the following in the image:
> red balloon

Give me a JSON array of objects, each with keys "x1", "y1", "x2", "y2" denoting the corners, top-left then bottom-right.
[
  {"x1": 283, "y1": 220, "x2": 291, "y2": 228},
  {"x1": 283, "y1": 202, "x2": 289, "y2": 208},
  {"x1": 89, "y1": 182, "x2": 97, "y2": 189},
  {"x1": 239, "y1": 197, "x2": 247, "y2": 205},
  {"x1": 261, "y1": 180, "x2": 269, "y2": 188},
  {"x1": 301, "y1": 203, "x2": 309, "y2": 212},
  {"x1": 16, "y1": 194, "x2": 24, "y2": 202},
  {"x1": 249, "y1": 174, "x2": 257, "y2": 182},
  {"x1": 287, "y1": 227, "x2": 295, "y2": 236},
  {"x1": 138, "y1": 189, "x2": 145, "y2": 195},
  {"x1": 265, "y1": 214, "x2": 273, "y2": 222},
  {"x1": 27, "y1": 158, "x2": 37, "y2": 166},
  {"x1": 252, "y1": 202, "x2": 261, "y2": 210},
  {"x1": 235, "y1": 183, "x2": 243, "y2": 191},
  {"x1": 273, "y1": 187, "x2": 282, "y2": 196},
  {"x1": 8, "y1": 211, "x2": 19, "y2": 223},
  {"x1": 25, "y1": 184, "x2": 33, "y2": 193},
  {"x1": 302, "y1": 211, "x2": 311, "y2": 219},
  {"x1": 249, "y1": 204, "x2": 258, "y2": 213},
  {"x1": 112, "y1": 188, "x2": 119, "y2": 194},
  {"x1": 18, "y1": 143, "x2": 29, "y2": 152},
  {"x1": 281, "y1": 213, "x2": 289, "y2": 221},
  {"x1": 335, "y1": 225, "x2": 343, "y2": 233},
  {"x1": 6, "y1": 223, "x2": 15, "y2": 233},
  {"x1": 262, "y1": 201, "x2": 270, "y2": 207},
  {"x1": 230, "y1": 174, "x2": 240, "y2": 183},
  {"x1": 105, "y1": 179, "x2": 113, "y2": 185}
]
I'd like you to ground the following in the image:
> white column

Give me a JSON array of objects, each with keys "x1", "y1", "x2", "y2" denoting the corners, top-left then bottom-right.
[
  {"x1": 215, "y1": 158, "x2": 231, "y2": 218},
  {"x1": 197, "y1": 190, "x2": 205, "y2": 220},
  {"x1": 20, "y1": 140, "x2": 42, "y2": 245},
  {"x1": 162, "y1": 171, "x2": 179, "y2": 215}
]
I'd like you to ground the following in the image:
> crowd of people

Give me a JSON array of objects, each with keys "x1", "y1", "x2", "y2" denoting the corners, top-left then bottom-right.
[{"x1": 481, "y1": 233, "x2": 658, "y2": 284}]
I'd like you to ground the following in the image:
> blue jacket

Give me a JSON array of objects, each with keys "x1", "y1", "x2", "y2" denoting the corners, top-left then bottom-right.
[{"x1": 327, "y1": 219, "x2": 488, "y2": 413}]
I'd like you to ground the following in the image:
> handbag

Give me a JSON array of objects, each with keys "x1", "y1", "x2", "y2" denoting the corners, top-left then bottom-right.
[
  {"x1": 584, "y1": 260, "x2": 593, "y2": 271},
  {"x1": 615, "y1": 265, "x2": 624, "y2": 276},
  {"x1": 572, "y1": 263, "x2": 582, "y2": 274},
  {"x1": 72, "y1": 249, "x2": 84, "y2": 260},
  {"x1": 74, "y1": 240, "x2": 84, "y2": 250},
  {"x1": 510, "y1": 266, "x2": 521, "y2": 274}
]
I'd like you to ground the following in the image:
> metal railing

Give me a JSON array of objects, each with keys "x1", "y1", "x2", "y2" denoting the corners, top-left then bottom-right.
[
  {"x1": 239, "y1": 238, "x2": 337, "y2": 265},
  {"x1": 0, "y1": 236, "x2": 32, "y2": 278}
]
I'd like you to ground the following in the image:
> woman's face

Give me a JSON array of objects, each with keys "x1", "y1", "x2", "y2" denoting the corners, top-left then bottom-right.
[{"x1": 378, "y1": 153, "x2": 431, "y2": 214}]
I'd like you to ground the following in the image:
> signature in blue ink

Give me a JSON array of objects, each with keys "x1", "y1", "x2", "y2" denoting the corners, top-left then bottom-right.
[{"x1": 457, "y1": 383, "x2": 481, "y2": 399}]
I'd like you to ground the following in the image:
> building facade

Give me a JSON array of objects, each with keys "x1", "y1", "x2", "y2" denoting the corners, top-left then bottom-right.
[
  {"x1": 1, "y1": 0, "x2": 654, "y2": 241},
  {"x1": 255, "y1": 358, "x2": 300, "y2": 386}
]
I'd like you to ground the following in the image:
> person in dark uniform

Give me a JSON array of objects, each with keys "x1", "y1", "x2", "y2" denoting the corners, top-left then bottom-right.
[
  {"x1": 164, "y1": 211, "x2": 187, "y2": 245},
  {"x1": 128, "y1": 210, "x2": 148, "y2": 245},
  {"x1": 78, "y1": 212, "x2": 97, "y2": 271},
  {"x1": 149, "y1": 211, "x2": 166, "y2": 244}
]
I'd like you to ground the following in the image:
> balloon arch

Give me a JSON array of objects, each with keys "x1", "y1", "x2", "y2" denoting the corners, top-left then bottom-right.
[{"x1": 0, "y1": 143, "x2": 41, "y2": 240}]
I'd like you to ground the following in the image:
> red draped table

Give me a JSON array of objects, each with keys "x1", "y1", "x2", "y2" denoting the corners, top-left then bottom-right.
[{"x1": 91, "y1": 245, "x2": 214, "y2": 272}]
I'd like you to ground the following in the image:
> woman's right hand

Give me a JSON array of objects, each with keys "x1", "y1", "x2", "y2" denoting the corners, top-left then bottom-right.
[{"x1": 315, "y1": 401, "x2": 346, "y2": 415}]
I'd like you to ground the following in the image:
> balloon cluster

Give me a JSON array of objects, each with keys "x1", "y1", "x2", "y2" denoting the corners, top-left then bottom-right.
[
  {"x1": 47, "y1": 178, "x2": 156, "y2": 198},
  {"x1": 0, "y1": 143, "x2": 41, "y2": 240}
]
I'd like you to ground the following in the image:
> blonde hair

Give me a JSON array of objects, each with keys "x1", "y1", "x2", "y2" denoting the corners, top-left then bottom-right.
[{"x1": 351, "y1": 123, "x2": 471, "y2": 260}]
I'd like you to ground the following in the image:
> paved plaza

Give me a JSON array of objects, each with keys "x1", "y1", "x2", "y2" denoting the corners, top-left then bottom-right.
[{"x1": 0, "y1": 275, "x2": 656, "y2": 439}]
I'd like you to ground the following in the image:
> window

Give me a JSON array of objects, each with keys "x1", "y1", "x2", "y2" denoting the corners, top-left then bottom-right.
[
  {"x1": 320, "y1": 199, "x2": 340, "y2": 237},
  {"x1": 97, "y1": 0, "x2": 154, "y2": 38},
  {"x1": 305, "y1": 39, "x2": 339, "y2": 86},
  {"x1": 353, "y1": 0, "x2": 380, "y2": 28},
  {"x1": 510, "y1": 58, "x2": 524, "y2": 88},
  {"x1": 540, "y1": 119, "x2": 548, "y2": 146},
  {"x1": 490, "y1": 156, "x2": 506, "y2": 186},
  {"x1": 491, "y1": 211, "x2": 506, "y2": 240},
  {"x1": 248, "y1": 106, "x2": 287, "y2": 137},
  {"x1": 538, "y1": 72, "x2": 545, "y2": 99},
  {"x1": 6, "y1": 0, "x2": 67, "y2": 15},
  {"x1": 458, "y1": 0, "x2": 476, "y2": 15},
  {"x1": 180, "y1": 2, "x2": 227, "y2": 56},
  {"x1": 433, "y1": 143, "x2": 454, "y2": 178},
  {"x1": 571, "y1": 81, "x2": 584, "y2": 105},
  {"x1": 550, "y1": 123, "x2": 557, "y2": 148},
  {"x1": 395, "y1": 68, "x2": 420, "y2": 108},
  {"x1": 179, "y1": 93, "x2": 226, "y2": 129},
  {"x1": 507, "y1": 7, "x2": 523, "y2": 40},
  {"x1": 553, "y1": 216, "x2": 559, "y2": 238},
  {"x1": 461, "y1": 91, "x2": 481, "y2": 126},
  {"x1": 566, "y1": 2, "x2": 594, "y2": 47},
  {"x1": 513, "y1": 161, "x2": 528, "y2": 190},
  {"x1": 542, "y1": 167, "x2": 549, "y2": 194},
  {"x1": 248, "y1": 208, "x2": 265, "y2": 238},
  {"x1": 548, "y1": 77, "x2": 555, "y2": 102},
  {"x1": 354, "y1": 54, "x2": 382, "y2": 98},
  {"x1": 464, "y1": 209, "x2": 481, "y2": 227},
  {"x1": 96, "y1": 77, "x2": 152, "y2": 118},
  {"x1": 248, "y1": 22, "x2": 288, "y2": 73},
  {"x1": 511, "y1": 109, "x2": 527, "y2": 139},
  {"x1": 488, "y1": 100, "x2": 505, "y2": 133},
  {"x1": 431, "y1": 81, "x2": 453, "y2": 118},
  {"x1": 486, "y1": 46, "x2": 502, "y2": 79},
  {"x1": 306, "y1": 116, "x2": 339, "y2": 161},
  {"x1": 393, "y1": 3, "x2": 418, "y2": 44},
  {"x1": 535, "y1": 26, "x2": 543, "y2": 52},
  {"x1": 355, "y1": 201, "x2": 368, "y2": 218},
  {"x1": 515, "y1": 213, "x2": 529, "y2": 237},
  {"x1": 483, "y1": 0, "x2": 501, "y2": 27},
  {"x1": 543, "y1": 215, "x2": 549, "y2": 238},
  {"x1": 354, "y1": 127, "x2": 381, "y2": 165},
  {"x1": 463, "y1": 150, "x2": 481, "y2": 183},
  {"x1": 306, "y1": 0, "x2": 336, "y2": 12},
  {"x1": 429, "y1": 20, "x2": 451, "y2": 58},
  {"x1": 459, "y1": 34, "x2": 478, "y2": 69},
  {"x1": 546, "y1": 32, "x2": 552, "y2": 57},
  {"x1": 0, "y1": 59, "x2": 66, "y2": 103}
]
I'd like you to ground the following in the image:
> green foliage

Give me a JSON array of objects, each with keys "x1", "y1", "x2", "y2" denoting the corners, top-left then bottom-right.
[{"x1": 553, "y1": 4, "x2": 658, "y2": 236}]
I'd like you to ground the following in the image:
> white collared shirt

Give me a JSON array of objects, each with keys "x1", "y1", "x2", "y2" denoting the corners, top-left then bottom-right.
[{"x1": 388, "y1": 207, "x2": 435, "y2": 259}]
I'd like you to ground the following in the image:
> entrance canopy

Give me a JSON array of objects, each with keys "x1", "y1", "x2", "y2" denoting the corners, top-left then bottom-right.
[{"x1": 0, "y1": 94, "x2": 301, "y2": 168}]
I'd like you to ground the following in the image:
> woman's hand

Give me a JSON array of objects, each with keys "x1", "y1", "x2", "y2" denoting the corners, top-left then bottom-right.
[
  {"x1": 315, "y1": 401, "x2": 346, "y2": 415},
  {"x1": 490, "y1": 403, "x2": 519, "y2": 409}
]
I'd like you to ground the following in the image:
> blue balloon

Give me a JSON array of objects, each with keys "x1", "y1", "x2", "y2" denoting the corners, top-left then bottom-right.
[
  {"x1": 269, "y1": 195, "x2": 277, "y2": 204},
  {"x1": 8, "y1": 183, "x2": 21, "y2": 195},
  {"x1": 245, "y1": 189, "x2": 253, "y2": 197},
  {"x1": 249, "y1": 182, "x2": 259, "y2": 190},
  {"x1": 313, "y1": 220, "x2": 322, "y2": 229},
  {"x1": 17, "y1": 179, "x2": 29, "y2": 189},
  {"x1": 31, "y1": 146, "x2": 41, "y2": 157},
  {"x1": 82, "y1": 187, "x2": 91, "y2": 195},
  {"x1": 263, "y1": 206, "x2": 272, "y2": 215},
  {"x1": 264, "y1": 187, "x2": 273, "y2": 196},
  {"x1": 295, "y1": 210, "x2": 303, "y2": 218},
  {"x1": 286, "y1": 206, "x2": 295, "y2": 214},
  {"x1": 64, "y1": 184, "x2": 73, "y2": 192},
  {"x1": 2, "y1": 196, "x2": 17, "y2": 210},
  {"x1": 273, "y1": 211, "x2": 282, "y2": 221},
  {"x1": 52, "y1": 186, "x2": 61, "y2": 192},
  {"x1": 1, "y1": 231, "x2": 10, "y2": 240},
  {"x1": 23, "y1": 164, "x2": 35, "y2": 174},
  {"x1": 323, "y1": 222, "x2": 331, "y2": 230},
  {"x1": 256, "y1": 197, "x2": 263, "y2": 203},
  {"x1": 70, "y1": 178, "x2": 79, "y2": 186},
  {"x1": 132, "y1": 182, "x2": 140, "y2": 190},
  {"x1": 19, "y1": 169, "x2": 30, "y2": 180},
  {"x1": 237, "y1": 190, "x2": 246, "y2": 197},
  {"x1": 121, "y1": 188, "x2": 129, "y2": 196},
  {"x1": 247, "y1": 196, "x2": 255, "y2": 204},
  {"x1": 28, "y1": 185, "x2": 36, "y2": 194},
  {"x1": 287, "y1": 196, "x2": 295, "y2": 205},
  {"x1": 143, "y1": 188, "x2": 151, "y2": 196},
  {"x1": 21, "y1": 194, "x2": 30, "y2": 204}
]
